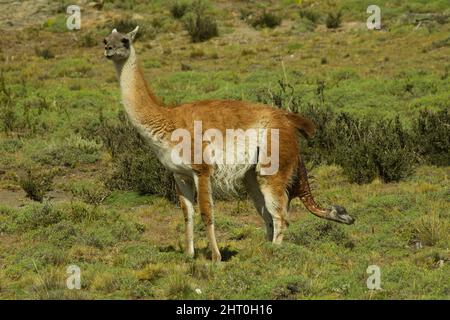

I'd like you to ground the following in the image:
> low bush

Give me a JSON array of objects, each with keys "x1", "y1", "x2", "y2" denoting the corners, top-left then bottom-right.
[
  {"x1": 250, "y1": 10, "x2": 282, "y2": 29},
  {"x1": 182, "y1": 0, "x2": 218, "y2": 42},
  {"x1": 412, "y1": 109, "x2": 450, "y2": 166},
  {"x1": 258, "y1": 79, "x2": 419, "y2": 184},
  {"x1": 19, "y1": 169, "x2": 56, "y2": 202},
  {"x1": 34, "y1": 135, "x2": 103, "y2": 167},
  {"x1": 326, "y1": 11, "x2": 342, "y2": 29},
  {"x1": 170, "y1": 1, "x2": 190, "y2": 19}
]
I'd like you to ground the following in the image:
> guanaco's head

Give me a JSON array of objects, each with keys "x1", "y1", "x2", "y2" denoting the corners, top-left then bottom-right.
[
  {"x1": 327, "y1": 205, "x2": 355, "y2": 225},
  {"x1": 104, "y1": 26, "x2": 139, "y2": 62}
]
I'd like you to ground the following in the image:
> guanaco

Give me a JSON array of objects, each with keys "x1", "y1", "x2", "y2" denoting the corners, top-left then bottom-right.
[{"x1": 104, "y1": 27, "x2": 354, "y2": 262}]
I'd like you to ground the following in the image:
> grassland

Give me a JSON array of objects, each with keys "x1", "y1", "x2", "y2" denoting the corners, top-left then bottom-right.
[{"x1": 0, "y1": 0, "x2": 449, "y2": 299}]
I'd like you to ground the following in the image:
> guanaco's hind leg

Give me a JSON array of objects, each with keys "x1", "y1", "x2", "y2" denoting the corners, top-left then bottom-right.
[
  {"x1": 194, "y1": 174, "x2": 221, "y2": 262},
  {"x1": 247, "y1": 171, "x2": 289, "y2": 244},
  {"x1": 174, "y1": 174, "x2": 195, "y2": 258},
  {"x1": 259, "y1": 183, "x2": 289, "y2": 244},
  {"x1": 244, "y1": 170, "x2": 274, "y2": 241}
]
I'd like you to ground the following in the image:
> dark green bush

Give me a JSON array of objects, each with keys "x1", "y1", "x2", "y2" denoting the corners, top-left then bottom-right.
[
  {"x1": 259, "y1": 79, "x2": 417, "y2": 184},
  {"x1": 251, "y1": 10, "x2": 282, "y2": 29},
  {"x1": 34, "y1": 47, "x2": 55, "y2": 59},
  {"x1": 0, "y1": 71, "x2": 18, "y2": 134},
  {"x1": 171, "y1": 1, "x2": 190, "y2": 19},
  {"x1": 412, "y1": 109, "x2": 450, "y2": 166},
  {"x1": 326, "y1": 11, "x2": 342, "y2": 29},
  {"x1": 182, "y1": 0, "x2": 218, "y2": 43},
  {"x1": 332, "y1": 115, "x2": 416, "y2": 184},
  {"x1": 299, "y1": 9, "x2": 321, "y2": 24},
  {"x1": 19, "y1": 169, "x2": 55, "y2": 202},
  {"x1": 98, "y1": 111, "x2": 177, "y2": 202},
  {"x1": 33, "y1": 135, "x2": 102, "y2": 168}
]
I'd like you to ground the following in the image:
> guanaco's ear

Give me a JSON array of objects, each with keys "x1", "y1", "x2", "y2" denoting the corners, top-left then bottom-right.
[
  {"x1": 112, "y1": 28, "x2": 118, "y2": 33},
  {"x1": 126, "y1": 26, "x2": 139, "y2": 42}
]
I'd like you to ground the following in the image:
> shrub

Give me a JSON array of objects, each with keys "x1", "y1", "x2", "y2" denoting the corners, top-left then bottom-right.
[
  {"x1": 171, "y1": 1, "x2": 190, "y2": 19},
  {"x1": 34, "y1": 47, "x2": 55, "y2": 59},
  {"x1": 182, "y1": 0, "x2": 218, "y2": 43},
  {"x1": 259, "y1": 79, "x2": 417, "y2": 184},
  {"x1": 34, "y1": 135, "x2": 103, "y2": 167},
  {"x1": 326, "y1": 11, "x2": 342, "y2": 29},
  {"x1": 331, "y1": 114, "x2": 416, "y2": 184},
  {"x1": 412, "y1": 109, "x2": 450, "y2": 166},
  {"x1": 299, "y1": 9, "x2": 321, "y2": 24},
  {"x1": 251, "y1": 10, "x2": 282, "y2": 29},
  {"x1": 107, "y1": 17, "x2": 159, "y2": 41},
  {"x1": 410, "y1": 214, "x2": 448, "y2": 247},
  {"x1": 80, "y1": 32, "x2": 97, "y2": 48},
  {"x1": 0, "y1": 71, "x2": 18, "y2": 133},
  {"x1": 70, "y1": 181, "x2": 110, "y2": 206},
  {"x1": 19, "y1": 169, "x2": 55, "y2": 202}
]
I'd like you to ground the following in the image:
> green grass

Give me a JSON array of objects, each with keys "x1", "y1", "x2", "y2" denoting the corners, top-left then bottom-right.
[{"x1": 0, "y1": 0, "x2": 449, "y2": 299}]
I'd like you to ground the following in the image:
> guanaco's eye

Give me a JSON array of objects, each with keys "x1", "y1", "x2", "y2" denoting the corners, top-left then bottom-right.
[{"x1": 103, "y1": 39, "x2": 107, "y2": 45}]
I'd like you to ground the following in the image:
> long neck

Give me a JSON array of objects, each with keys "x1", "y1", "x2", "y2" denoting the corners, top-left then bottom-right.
[{"x1": 114, "y1": 46, "x2": 172, "y2": 139}]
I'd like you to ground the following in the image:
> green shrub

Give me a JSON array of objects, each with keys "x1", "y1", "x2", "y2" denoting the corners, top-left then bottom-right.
[
  {"x1": 106, "y1": 16, "x2": 160, "y2": 41},
  {"x1": 19, "y1": 169, "x2": 55, "y2": 202},
  {"x1": 251, "y1": 10, "x2": 282, "y2": 29},
  {"x1": 34, "y1": 47, "x2": 55, "y2": 59},
  {"x1": 171, "y1": 1, "x2": 190, "y2": 19},
  {"x1": 12, "y1": 202, "x2": 62, "y2": 231},
  {"x1": 0, "y1": 71, "x2": 18, "y2": 133},
  {"x1": 34, "y1": 135, "x2": 102, "y2": 167},
  {"x1": 70, "y1": 181, "x2": 110, "y2": 206},
  {"x1": 182, "y1": 0, "x2": 218, "y2": 43},
  {"x1": 299, "y1": 9, "x2": 321, "y2": 24},
  {"x1": 80, "y1": 32, "x2": 97, "y2": 48},
  {"x1": 326, "y1": 11, "x2": 342, "y2": 29},
  {"x1": 332, "y1": 114, "x2": 416, "y2": 184},
  {"x1": 412, "y1": 109, "x2": 450, "y2": 166},
  {"x1": 259, "y1": 79, "x2": 417, "y2": 184}
]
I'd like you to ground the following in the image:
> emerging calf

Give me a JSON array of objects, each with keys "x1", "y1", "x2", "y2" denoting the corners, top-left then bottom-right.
[{"x1": 104, "y1": 26, "x2": 354, "y2": 262}]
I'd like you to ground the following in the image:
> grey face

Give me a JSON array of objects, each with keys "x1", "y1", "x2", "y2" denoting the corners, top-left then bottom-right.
[
  {"x1": 103, "y1": 31, "x2": 131, "y2": 62},
  {"x1": 328, "y1": 205, "x2": 355, "y2": 225}
]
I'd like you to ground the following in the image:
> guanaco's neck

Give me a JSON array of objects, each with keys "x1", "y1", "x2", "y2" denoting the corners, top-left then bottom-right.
[{"x1": 114, "y1": 46, "x2": 172, "y2": 140}]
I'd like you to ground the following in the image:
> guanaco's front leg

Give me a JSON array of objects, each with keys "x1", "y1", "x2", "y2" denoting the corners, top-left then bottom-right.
[
  {"x1": 174, "y1": 174, "x2": 195, "y2": 258},
  {"x1": 195, "y1": 174, "x2": 221, "y2": 262}
]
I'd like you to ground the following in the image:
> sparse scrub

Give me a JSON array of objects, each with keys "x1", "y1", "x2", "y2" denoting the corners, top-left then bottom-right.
[
  {"x1": 250, "y1": 10, "x2": 282, "y2": 29},
  {"x1": 182, "y1": 0, "x2": 219, "y2": 43},
  {"x1": 259, "y1": 79, "x2": 417, "y2": 184},
  {"x1": 170, "y1": 1, "x2": 190, "y2": 19},
  {"x1": 80, "y1": 32, "x2": 98, "y2": 48},
  {"x1": 34, "y1": 135, "x2": 102, "y2": 167},
  {"x1": 19, "y1": 169, "x2": 55, "y2": 202},
  {"x1": 70, "y1": 180, "x2": 110, "y2": 206},
  {"x1": 166, "y1": 275, "x2": 194, "y2": 299},
  {"x1": 299, "y1": 9, "x2": 321, "y2": 24},
  {"x1": 412, "y1": 109, "x2": 450, "y2": 166},
  {"x1": 34, "y1": 47, "x2": 55, "y2": 59},
  {"x1": 326, "y1": 11, "x2": 342, "y2": 29},
  {"x1": 0, "y1": 71, "x2": 18, "y2": 134},
  {"x1": 410, "y1": 214, "x2": 448, "y2": 246}
]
